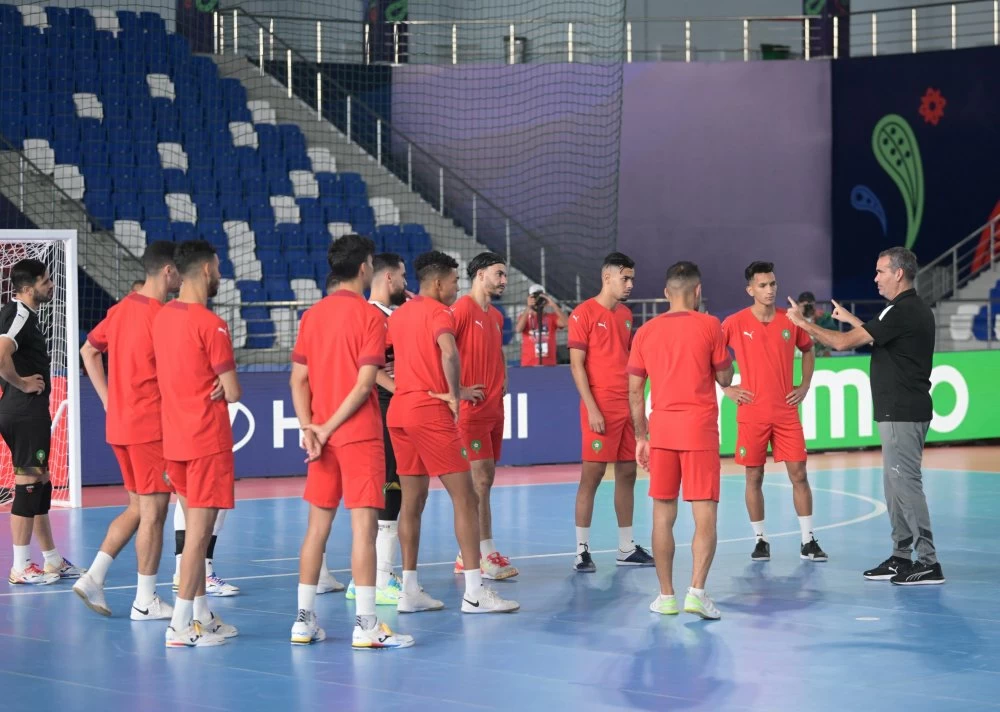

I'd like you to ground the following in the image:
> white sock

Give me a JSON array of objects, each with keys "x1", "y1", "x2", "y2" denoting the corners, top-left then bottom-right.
[
  {"x1": 376, "y1": 520, "x2": 397, "y2": 588},
  {"x1": 88, "y1": 551, "x2": 114, "y2": 585},
  {"x1": 463, "y1": 569, "x2": 482, "y2": 598},
  {"x1": 798, "y1": 515, "x2": 814, "y2": 545},
  {"x1": 576, "y1": 527, "x2": 590, "y2": 554},
  {"x1": 136, "y1": 574, "x2": 157, "y2": 606},
  {"x1": 42, "y1": 548, "x2": 62, "y2": 568},
  {"x1": 319, "y1": 552, "x2": 331, "y2": 580},
  {"x1": 193, "y1": 594, "x2": 211, "y2": 624},
  {"x1": 213, "y1": 510, "x2": 226, "y2": 535},
  {"x1": 297, "y1": 583, "x2": 317, "y2": 612},
  {"x1": 689, "y1": 587, "x2": 705, "y2": 598},
  {"x1": 13, "y1": 545, "x2": 30, "y2": 571},
  {"x1": 174, "y1": 554, "x2": 182, "y2": 577},
  {"x1": 356, "y1": 586, "x2": 377, "y2": 630},
  {"x1": 480, "y1": 538, "x2": 496, "y2": 558},
  {"x1": 170, "y1": 598, "x2": 193, "y2": 631},
  {"x1": 618, "y1": 526, "x2": 634, "y2": 552},
  {"x1": 402, "y1": 569, "x2": 419, "y2": 595},
  {"x1": 751, "y1": 520, "x2": 766, "y2": 541},
  {"x1": 205, "y1": 558, "x2": 215, "y2": 577},
  {"x1": 173, "y1": 503, "x2": 185, "y2": 529}
]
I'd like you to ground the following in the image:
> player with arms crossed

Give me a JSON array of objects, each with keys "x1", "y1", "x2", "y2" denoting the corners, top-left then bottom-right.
[
  {"x1": 721, "y1": 261, "x2": 828, "y2": 562},
  {"x1": 291, "y1": 235, "x2": 414, "y2": 649},
  {"x1": 568, "y1": 252, "x2": 653, "y2": 572},
  {"x1": 1, "y1": 258, "x2": 84, "y2": 584},
  {"x1": 452, "y1": 252, "x2": 518, "y2": 580},
  {"x1": 628, "y1": 261, "x2": 733, "y2": 620},
  {"x1": 153, "y1": 240, "x2": 241, "y2": 648},
  {"x1": 74, "y1": 242, "x2": 181, "y2": 618},
  {"x1": 388, "y1": 250, "x2": 518, "y2": 614}
]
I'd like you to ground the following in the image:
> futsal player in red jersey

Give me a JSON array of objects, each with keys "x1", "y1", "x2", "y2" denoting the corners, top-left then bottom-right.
[
  {"x1": 568, "y1": 252, "x2": 654, "y2": 572},
  {"x1": 74, "y1": 242, "x2": 181, "y2": 620},
  {"x1": 627, "y1": 262, "x2": 733, "y2": 620},
  {"x1": 387, "y1": 250, "x2": 519, "y2": 614},
  {"x1": 451, "y1": 252, "x2": 518, "y2": 580},
  {"x1": 291, "y1": 234, "x2": 413, "y2": 650},
  {"x1": 722, "y1": 262, "x2": 828, "y2": 563},
  {"x1": 152, "y1": 240, "x2": 241, "y2": 648}
]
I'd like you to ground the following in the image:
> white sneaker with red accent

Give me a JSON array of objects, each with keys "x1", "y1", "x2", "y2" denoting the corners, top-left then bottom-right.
[
  {"x1": 44, "y1": 558, "x2": 86, "y2": 579},
  {"x1": 9, "y1": 563, "x2": 59, "y2": 585},
  {"x1": 481, "y1": 551, "x2": 519, "y2": 580},
  {"x1": 453, "y1": 553, "x2": 483, "y2": 574}
]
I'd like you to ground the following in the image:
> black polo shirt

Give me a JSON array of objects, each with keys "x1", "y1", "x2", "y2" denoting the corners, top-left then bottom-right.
[
  {"x1": 0, "y1": 299, "x2": 52, "y2": 420},
  {"x1": 863, "y1": 288, "x2": 935, "y2": 422}
]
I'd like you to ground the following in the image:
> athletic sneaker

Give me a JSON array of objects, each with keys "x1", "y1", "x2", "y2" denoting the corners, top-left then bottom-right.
[
  {"x1": 453, "y1": 553, "x2": 483, "y2": 574},
  {"x1": 482, "y1": 552, "x2": 519, "y2": 580},
  {"x1": 290, "y1": 609, "x2": 326, "y2": 645},
  {"x1": 751, "y1": 539, "x2": 771, "y2": 561},
  {"x1": 863, "y1": 556, "x2": 912, "y2": 581},
  {"x1": 574, "y1": 546, "x2": 597, "y2": 573},
  {"x1": 165, "y1": 621, "x2": 226, "y2": 648},
  {"x1": 130, "y1": 594, "x2": 173, "y2": 621},
  {"x1": 461, "y1": 586, "x2": 520, "y2": 614},
  {"x1": 45, "y1": 558, "x2": 85, "y2": 579},
  {"x1": 346, "y1": 575, "x2": 403, "y2": 605},
  {"x1": 317, "y1": 569, "x2": 346, "y2": 594},
  {"x1": 8, "y1": 563, "x2": 59, "y2": 585},
  {"x1": 891, "y1": 561, "x2": 945, "y2": 586},
  {"x1": 397, "y1": 588, "x2": 445, "y2": 613},
  {"x1": 352, "y1": 621, "x2": 414, "y2": 650},
  {"x1": 206, "y1": 573, "x2": 240, "y2": 597},
  {"x1": 800, "y1": 538, "x2": 828, "y2": 562},
  {"x1": 649, "y1": 594, "x2": 679, "y2": 615},
  {"x1": 616, "y1": 544, "x2": 655, "y2": 567},
  {"x1": 203, "y1": 611, "x2": 239, "y2": 638},
  {"x1": 72, "y1": 573, "x2": 111, "y2": 616},
  {"x1": 684, "y1": 591, "x2": 721, "y2": 620}
]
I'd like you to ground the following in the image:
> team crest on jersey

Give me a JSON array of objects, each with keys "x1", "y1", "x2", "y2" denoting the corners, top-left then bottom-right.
[
  {"x1": 34, "y1": 449, "x2": 46, "y2": 465},
  {"x1": 471, "y1": 439, "x2": 482, "y2": 452},
  {"x1": 591, "y1": 439, "x2": 603, "y2": 452},
  {"x1": 461, "y1": 447, "x2": 468, "y2": 459},
  {"x1": 738, "y1": 446, "x2": 747, "y2": 458},
  {"x1": 782, "y1": 329, "x2": 791, "y2": 341},
  {"x1": 625, "y1": 320, "x2": 632, "y2": 330}
]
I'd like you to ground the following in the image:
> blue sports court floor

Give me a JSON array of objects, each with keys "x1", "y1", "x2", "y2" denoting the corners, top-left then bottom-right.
[{"x1": 2, "y1": 450, "x2": 999, "y2": 711}]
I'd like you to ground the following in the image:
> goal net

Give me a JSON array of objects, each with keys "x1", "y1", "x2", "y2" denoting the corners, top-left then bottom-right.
[{"x1": 0, "y1": 230, "x2": 81, "y2": 508}]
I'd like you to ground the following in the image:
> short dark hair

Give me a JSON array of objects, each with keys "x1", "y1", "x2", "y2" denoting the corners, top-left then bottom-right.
[
  {"x1": 373, "y1": 252, "x2": 404, "y2": 275},
  {"x1": 132, "y1": 279, "x2": 145, "y2": 289},
  {"x1": 665, "y1": 261, "x2": 701, "y2": 289},
  {"x1": 414, "y1": 250, "x2": 458, "y2": 283},
  {"x1": 142, "y1": 241, "x2": 177, "y2": 276},
  {"x1": 10, "y1": 258, "x2": 47, "y2": 293},
  {"x1": 797, "y1": 291, "x2": 816, "y2": 303},
  {"x1": 744, "y1": 261, "x2": 775, "y2": 283},
  {"x1": 325, "y1": 272, "x2": 338, "y2": 293},
  {"x1": 466, "y1": 251, "x2": 505, "y2": 281},
  {"x1": 879, "y1": 246, "x2": 918, "y2": 282},
  {"x1": 602, "y1": 252, "x2": 635, "y2": 271},
  {"x1": 328, "y1": 234, "x2": 376, "y2": 280},
  {"x1": 174, "y1": 240, "x2": 217, "y2": 277}
]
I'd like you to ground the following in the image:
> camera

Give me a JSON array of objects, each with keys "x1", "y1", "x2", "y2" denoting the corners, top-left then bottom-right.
[
  {"x1": 802, "y1": 302, "x2": 816, "y2": 319},
  {"x1": 533, "y1": 294, "x2": 547, "y2": 308}
]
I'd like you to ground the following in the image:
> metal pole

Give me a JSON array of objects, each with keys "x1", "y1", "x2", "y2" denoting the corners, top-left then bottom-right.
[
  {"x1": 232, "y1": 9, "x2": 237, "y2": 54},
  {"x1": 452, "y1": 24, "x2": 457, "y2": 64},
  {"x1": 575, "y1": 274, "x2": 581, "y2": 303},
  {"x1": 219, "y1": 12, "x2": 224, "y2": 54},
  {"x1": 872, "y1": 12, "x2": 878, "y2": 56},
  {"x1": 393, "y1": 22, "x2": 399, "y2": 64},
  {"x1": 317, "y1": 21, "x2": 322, "y2": 63},
  {"x1": 472, "y1": 195, "x2": 477, "y2": 239},
  {"x1": 509, "y1": 24, "x2": 515, "y2": 64},
  {"x1": 540, "y1": 247, "x2": 546, "y2": 289},
  {"x1": 258, "y1": 27, "x2": 263, "y2": 75},
  {"x1": 505, "y1": 220, "x2": 511, "y2": 266},
  {"x1": 833, "y1": 16, "x2": 839, "y2": 59},
  {"x1": 685, "y1": 20, "x2": 691, "y2": 62},
  {"x1": 912, "y1": 8, "x2": 917, "y2": 53},
  {"x1": 364, "y1": 23, "x2": 370, "y2": 64},
  {"x1": 568, "y1": 22, "x2": 574, "y2": 63},
  {"x1": 269, "y1": 18, "x2": 274, "y2": 61},
  {"x1": 804, "y1": 17, "x2": 810, "y2": 60},
  {"x1": 743, "y1": 19, "x2": 749, "y2": 61},
  {"x1": 317, "y1": 73, "x2": 322, "y2": 120},
  {"x1": 995, "y1": 0, "x2": 999, "y2": 45},
  {"x1": 626, "y1": 21, "x2": 632, "y2": 63},
  {"x1": 213, "y1": 11, "x2": 218, "y2": 54},
  {"x1": 407, "y1": 143, "x2": 412, "y2": 191},
  {"x1": 18, "y1": 156, "x2": 23, "y2": 211},
  {"x1": 438, "y1": 167, "x2": 444, "y2": 214},
  {"x1": 286, "y1": 49, "x2": 292, "y2": 98},
  {"x1": 346, "y1": 96, "x2": 352, "y2": 142},
  {"x1": 376, "y1": 119, "x2": 382, "y2": 164},
  {"x1": 951, "y1": 4, "x2": 957, "y2": 49}
]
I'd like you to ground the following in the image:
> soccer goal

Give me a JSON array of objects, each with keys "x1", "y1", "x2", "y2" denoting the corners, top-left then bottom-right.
[{"x1": 0, "y1": 230, "x2": 81, "y2": 509}]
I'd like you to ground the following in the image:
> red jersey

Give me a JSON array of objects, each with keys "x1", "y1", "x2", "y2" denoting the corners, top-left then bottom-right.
[
  {"x1": 292, "y1": 290, "x2": 387, "y2": 446},
  {"x1": 152, "y1": 301, "x2": 235, "y2": 461},
  {"x1": 722, "y1": 307, "x2": 813, "y2": 424},
  {"x1": 568, "y1": 298, "x2": 633, "y2": 405},
  {"x1": 520, "y1": 311, "x2": 559, "y2": 366},
  {"x1": 385, "y1": 295, "x2": 456, "y2": 427},
  {"x1": 626, "y1": 311, "x2": 731, "y2": 451},
  {"x1": 86, "y1": 293, "x2": 163, "y2": 446},
  {"x1": 452, "y1": 295, "x2": 505, "y2": 423}
]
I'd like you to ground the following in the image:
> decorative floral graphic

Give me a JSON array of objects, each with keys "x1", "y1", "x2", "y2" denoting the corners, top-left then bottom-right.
[
  {"x1": 872, "y1": 114, "x2": 924, "y2": 249},
  {"x1": 850, "y1": 185, "x2": 888, "y2": 236},
  {"x1": 918, "y1": 87, "x2": 947, "y2": 126}
]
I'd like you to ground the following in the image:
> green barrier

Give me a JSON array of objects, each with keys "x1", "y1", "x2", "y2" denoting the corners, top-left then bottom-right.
[{"x1": 646, "y1": 350, "x2": 1000, "y2": 455}]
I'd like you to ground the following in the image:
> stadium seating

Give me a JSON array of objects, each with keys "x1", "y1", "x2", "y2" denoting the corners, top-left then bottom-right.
[{"x1": 0, "y1": 4, "x2": 444, "y2": 347}]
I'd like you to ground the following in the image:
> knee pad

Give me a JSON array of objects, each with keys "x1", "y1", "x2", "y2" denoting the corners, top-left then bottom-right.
[
  {"x1": 11, "y1": 482, "x2": 46, "y2": 517},
  {"x1": 40, "y1": 481, "x2": 52, "y2": 514}
]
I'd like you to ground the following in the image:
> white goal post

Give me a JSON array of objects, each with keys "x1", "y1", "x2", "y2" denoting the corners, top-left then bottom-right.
[{"x1": 0, "y1": 230, "x2": 81, "y2": 509}]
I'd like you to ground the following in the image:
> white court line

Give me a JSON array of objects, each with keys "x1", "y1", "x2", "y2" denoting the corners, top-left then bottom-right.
[{"x1": 0, "y1": 482, "x2": 885, "y2": 598}]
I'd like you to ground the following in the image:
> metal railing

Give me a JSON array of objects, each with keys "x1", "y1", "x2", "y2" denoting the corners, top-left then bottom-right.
[{"x1": 915, "y1": 214, "x2": 999, "y2": 305}]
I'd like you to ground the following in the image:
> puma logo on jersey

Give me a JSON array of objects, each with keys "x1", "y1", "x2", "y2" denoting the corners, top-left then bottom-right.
[
  {"x1": 597, "y1": 322, "x2": 608, "y2": 329},
  {"x1": 217, "y1": 327, "x2": 229, "y2": 335},
  {"x1": 743, "y1": 331, "x2": 754, "y2": 340},
  {"x1": 571, "y1": 314, "x2": 579, "y2": 322},
  {"x1": 474, "y1": 320, "x2": 484, "y2": 329}
]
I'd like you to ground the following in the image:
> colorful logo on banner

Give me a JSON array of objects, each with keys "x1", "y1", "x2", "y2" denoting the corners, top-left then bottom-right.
[{"x1": 872, "y1": 114, "x2": 924, "y2": 249}]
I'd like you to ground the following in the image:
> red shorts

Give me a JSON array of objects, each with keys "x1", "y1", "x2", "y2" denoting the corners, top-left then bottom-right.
[
  {"x1": 304, "y1": 438, "x2": 386, "y2": 510},
  {"x1": 459, "y1": 418, "x2": 504, "y2": 463},
  {"x1": 166, "y1": 450, "x2": 235, "y2": 510},
  {"x1": 580, "y1": 402, "x2": 635, "y2": 463},
  {"x1": 111, "y1": 441, "x2": 171, "y2": 495},
  {"x1": 389, "y1": 422, "x2": 469, "y2": 477},
  {"x1": 735, "y1": 421, "x2": 808, "y2": 467},
  {"x1": 649, "y1": 448, "x2": 721, "y2": 502}
]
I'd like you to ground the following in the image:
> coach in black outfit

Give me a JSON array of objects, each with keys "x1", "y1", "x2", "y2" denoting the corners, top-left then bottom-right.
[{"x1": 786, "y1": 247, "x2": 944, "y2": 586}]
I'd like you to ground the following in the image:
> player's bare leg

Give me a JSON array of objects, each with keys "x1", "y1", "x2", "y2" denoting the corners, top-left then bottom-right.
[
  {"x1": 787, "y1": 461, "x2": 827, "y2": 561},
  {"x1": 745, "y1": 465, "x2": 770, "y2": 562},
  {"x1": 573, "y1": 461, "x2": 606, "y2": 572},
  {"x1": 396, "y1": 474, "x2": 442, "y2": 612},
  {"x1": 614, "y1": 460, "x2": 654, "y2": 567},
  {"x1": 291, "y1": 504, "x2": 335, "y2": 645},
  {"x1": 648, "y1": 498, "x2": 680, "y2": 616},
  {"x1": 73, "y1": 492, "x2": 140, "y2": 615},
  {"x1": 349, "y1": 506, "x2": 412, "y2": 648},
  {"x1": 467, "y1": 458, "x2": 517, "y2": 580},
  {"x1": 8, "y1": 472, "x2": 59, "y2": 585},
  {"x1": 684, "y1": 500, "x2": 721, "y2": 620}
]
